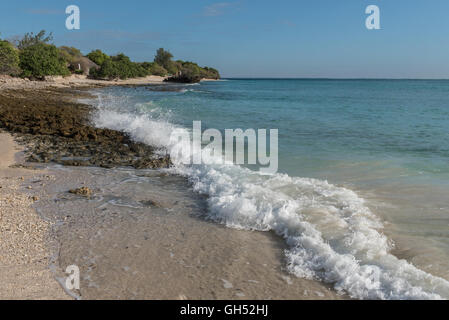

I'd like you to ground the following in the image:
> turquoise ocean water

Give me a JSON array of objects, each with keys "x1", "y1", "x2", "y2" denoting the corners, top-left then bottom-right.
[{"x1": 89, "y1": 79, "x2": 449, "y2": 299}]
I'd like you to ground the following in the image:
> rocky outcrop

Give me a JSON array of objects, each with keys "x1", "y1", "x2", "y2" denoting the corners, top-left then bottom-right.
[{"x1": 0, "y1": 88, "x2": 171, "y2": 169}]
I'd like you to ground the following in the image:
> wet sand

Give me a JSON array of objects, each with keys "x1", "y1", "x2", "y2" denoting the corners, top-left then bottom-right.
[{"x1": 36, "y1": 165, "x2": 343, "y2": 299}]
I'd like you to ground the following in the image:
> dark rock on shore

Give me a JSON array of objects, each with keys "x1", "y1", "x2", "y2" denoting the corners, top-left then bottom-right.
[
  {"x1": 0, "y1": 88, "x2": 171, "y2": 169},
  {"x1": 164, "y1": 74, "x2": 201, "y2": 84},
  {"x1": 69, "y1": 187, "x2": 93, "y2": 197}
]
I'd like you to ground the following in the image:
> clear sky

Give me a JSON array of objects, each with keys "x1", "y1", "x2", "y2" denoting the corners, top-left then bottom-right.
[{"x1": 1, "y1": 0, "x2": 449, "y2": 78}]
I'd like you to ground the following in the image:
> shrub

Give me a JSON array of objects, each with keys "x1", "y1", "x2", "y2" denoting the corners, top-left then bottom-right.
[
  {"x1": 87, "y1": 49, "x2": 110, "y2": 66},
  {"x1": 151, "y1": 63, "x2": 168, "y2": 76},
  {"x1": 90, "y1": 53, "x2": 149, "y2": 80},
  {"x1": 19, "y1": 43, "x2": 70, "y2": 78},
  {"x1": 140, "y1": 62, "x2": 153, "y2": 71},
  {"x1": 0, "y1": 40, "x2": 20, "y2": 75},
  {"x1": 164, "y1": 61, "x2": 220, "y2": 83},
  {"x1": 165, "y1": 62, "x2": 202, "y2": 83},
  {"x1": 140, "y1": 62, "x2": 167, "y2": 76},
  {"x1": 200, "y1": 66, "x2": 220, "y2": 79},
  {"x1": 90, "y1": 59, "x2": 118, "y2": 79},
  {"x1": 59, "y1": 46, "x2": 82, "y2": 63},
  {"x1": 166, "y1": 61, "x2": 182, "y2": 75}
]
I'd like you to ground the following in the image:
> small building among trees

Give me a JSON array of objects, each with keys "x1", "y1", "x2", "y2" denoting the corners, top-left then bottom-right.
[{"x1": 69, "y1": 56, "x2": 99, "y2": 76}]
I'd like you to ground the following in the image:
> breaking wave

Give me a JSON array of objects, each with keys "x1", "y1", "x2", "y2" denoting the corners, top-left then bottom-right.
[{"x1": 91, "y1": 91, "x2": 449, "y2": 300}]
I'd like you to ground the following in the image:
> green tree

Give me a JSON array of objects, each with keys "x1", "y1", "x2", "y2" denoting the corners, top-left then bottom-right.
[
  {"x1": 0, "y1": 40, "x2": 20, "y2": 75},
  {"x1": 19, "y1": 43, "x2": 70, "y2": 78},
  {"x1": 149, "y1": 63, "x2": 167, "y2": 76},
  {"x1": 165, "y1": 60, "x2": 181, "y2": 75},
  {"x1": 87, "y1": 49, "x2": 110, "y2": 66},
  {"x1": 59, "y1": 46, "x2": 82, "y2": 63},
  {"x1": 90, "y1": 59, "x2": 119, "y2": 79},
  {"x1": 17, "y1": 30, "x2": 53, "y2": 50},
  {"x1": 154, "y1": 48, "x2": 173, "y2": 70},
  {"x1": 139, "y1": 62, "x2": 166, "y2": 76},
  {"x1": 140, "y1": 61, "x2": 153, "y2": 71}
]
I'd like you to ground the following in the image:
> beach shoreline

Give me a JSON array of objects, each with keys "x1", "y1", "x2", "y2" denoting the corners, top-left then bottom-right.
[
  {"x1": 0, "y1": 74, "x2": 219, "y2": 92},
  {"x1": 0, "y1": 82, "x2": 344, "y2": 299},
  {"x1": 0, "y1": 74, "x2": 167, "y2": 91}
]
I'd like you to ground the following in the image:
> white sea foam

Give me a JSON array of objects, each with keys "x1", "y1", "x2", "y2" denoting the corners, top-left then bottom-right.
[{"x1": 92, "y1": 92, "x2": 449, "y2": 300}]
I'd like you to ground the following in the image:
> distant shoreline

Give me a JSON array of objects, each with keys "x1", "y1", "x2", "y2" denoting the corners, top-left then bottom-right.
[
  {"x1": 3, "y1": 75, "x2": 444, "y2": 93},
  {"x1": 0, "y1": 74, "x2": 167, "y2": 91},
  {"x1": 0, "y1": 74, "x2": 221, "y2": 92}
]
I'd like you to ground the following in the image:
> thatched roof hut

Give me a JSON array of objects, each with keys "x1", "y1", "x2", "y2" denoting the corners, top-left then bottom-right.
[{"x1": 69, "y1": 57, "x2": 99, "y2": 75}]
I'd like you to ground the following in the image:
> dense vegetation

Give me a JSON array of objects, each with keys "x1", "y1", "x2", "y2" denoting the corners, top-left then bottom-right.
[
  {"x1": 1, "y1": 30, "x2": 69, "y2": 78},
  {"x1": 153, "y1": 48, "x2": 220, "y2": 82},
  {"x1": 0, "y1": 40, "x2": 20, "y2": 75},
  {"x1": 166, "y1": 61, "x2": 220, "y2": 83},
  {"x1": 88, "y1": 47, "x2": 220, "y2": 82},
  {"x1": 59, "y1": 46, "x2": 83, "y2": 63},
  {"x1": 90, "y1": 52, "x2": 149, "y2": 80},
  {"x1": 19, "y1": 43, "x2": 70, "y2": 78},
  {"x1": 140, "y1": 62, "x2": 167, "y2": 76},
  {"x1": 0, "y1": 30, "x2": 220, "y2": 82},
  {"x1": 86, "y1": 49, "x2": 110, "y2": 66}
]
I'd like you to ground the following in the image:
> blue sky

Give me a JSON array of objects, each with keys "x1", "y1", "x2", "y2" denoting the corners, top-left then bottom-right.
[{"x1": 1, "y1": 0, "x2": 449, "y2": 78}]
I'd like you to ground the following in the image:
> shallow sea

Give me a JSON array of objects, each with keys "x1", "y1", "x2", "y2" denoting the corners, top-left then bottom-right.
[{"x1": 70, "y1": 79, "x2": 449, "y2": 299}]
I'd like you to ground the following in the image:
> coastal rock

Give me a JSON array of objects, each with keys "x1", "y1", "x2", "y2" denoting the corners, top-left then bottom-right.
[
  {"x1": 0, "y1": 88, "x2": 172, "y2": 170},
  {"x1": 69, "y1": 187, "x2": 93, "y2": 197},
  {"x1": 140, "y1": 199, "x2": 160, "y2": 207}
]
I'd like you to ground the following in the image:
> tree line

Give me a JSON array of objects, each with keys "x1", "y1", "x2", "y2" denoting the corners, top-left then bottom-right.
[{"x1": 0, "y1": 30, "x2": 220, "y2": 83}]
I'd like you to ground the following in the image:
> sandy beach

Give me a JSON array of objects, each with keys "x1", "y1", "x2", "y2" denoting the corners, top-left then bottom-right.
[
  {"x1": 0, "y1": 74, "x2": 167, "y2": 91},
  {"x1": 0, "y1": 132, "x2": 69, "y2": 299}
]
